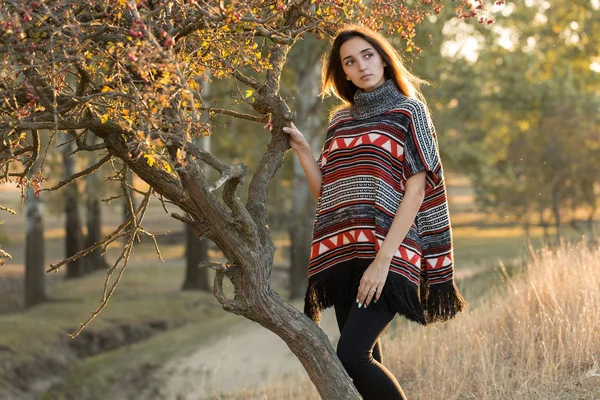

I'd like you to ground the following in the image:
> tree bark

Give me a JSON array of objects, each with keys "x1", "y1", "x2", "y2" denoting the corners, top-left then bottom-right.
[
  {"x1": 63, "y1": 136, "x2": 88, "y2": 278},
  {"x1": 24, "y1": 185, "x2": 47, "y2": 307},
  {"x1": 182, "y1": 225, "x2": 210, "y2": 291},
  {"x1": 93, "y1": 121, "x2": 361, "y2": 399}
]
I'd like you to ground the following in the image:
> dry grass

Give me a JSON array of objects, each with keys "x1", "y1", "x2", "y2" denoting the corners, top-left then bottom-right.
[
  {"x1": 245, "y1": 241, "x2": 600, "y2": 400},
  {"x1": 391, "y1": 240, "x2": 600, "y2": 400}
]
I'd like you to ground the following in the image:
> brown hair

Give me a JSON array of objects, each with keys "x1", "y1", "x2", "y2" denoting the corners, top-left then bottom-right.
[{"x1": 320, "y1": 24, "x2": 429, "y2": 115}]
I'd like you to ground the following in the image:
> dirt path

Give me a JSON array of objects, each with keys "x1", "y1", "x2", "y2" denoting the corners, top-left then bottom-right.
[
  {"x1": 144, "y1": 265, "x2": 490, "y2": 400},
  {"x1": 148, "y1": 301, "x2": 340, "y2": 400}
]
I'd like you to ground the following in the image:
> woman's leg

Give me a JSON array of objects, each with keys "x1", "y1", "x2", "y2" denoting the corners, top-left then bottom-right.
[
  {"x1": 334, "y1": 303, "x2": 383, "y2": 363},
  {"x1": 336, "y1": 302, "x2": 407, "y2": 400}
]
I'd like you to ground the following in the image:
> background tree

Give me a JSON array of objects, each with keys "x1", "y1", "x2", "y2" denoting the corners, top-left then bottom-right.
[
  {"x1": 0, "y1": 0, "x2": 493, "y2": 397},
  {"x1": 61, "y1": 134, "x2": 89, "y2": 278},
  {"x1": 412, "y1": 0, "x2": 599, "y2": 242},
  {"x1": 24, "y1": 157, "x2": 47, "y2": 307},
  {"x1": 84, "y1": 135, "x2": 110, "y2": 271}
]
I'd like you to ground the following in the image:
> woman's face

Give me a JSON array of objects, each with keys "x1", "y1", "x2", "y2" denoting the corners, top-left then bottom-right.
[{"x1": 339, "y1": 36, "x2": 387, "y2": 92}]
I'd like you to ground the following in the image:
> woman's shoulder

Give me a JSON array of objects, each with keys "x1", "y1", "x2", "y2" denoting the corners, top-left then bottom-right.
[
  {"x1": 389, "y1": 96, "x2": 430, "y2": 118},
  {"x1": 327, "y1": 105, "x2": 353, "y2": 130}
]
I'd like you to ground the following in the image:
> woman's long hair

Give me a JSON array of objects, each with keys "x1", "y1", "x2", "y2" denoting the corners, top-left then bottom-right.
[{"x1": 321, "y1": 24, "x2": 429, "y2": 114}]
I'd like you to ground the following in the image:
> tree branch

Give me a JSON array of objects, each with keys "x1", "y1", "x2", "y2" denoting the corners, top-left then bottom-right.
[
  {"x1": 171, "y1": 212, "x2": 211, "y2": 241},
  {"x1": 0, "y1": 205, "x2": 17, "y2": 215},
  {"x1": 211, "y1": 263, "x2": 246, "y2": 314},
  {"x1": 41, "y1": 153, "x2": 111, "y2": 192},
  {"x1": 201, "y1": 106, "x2": 268, "y2": 123}
]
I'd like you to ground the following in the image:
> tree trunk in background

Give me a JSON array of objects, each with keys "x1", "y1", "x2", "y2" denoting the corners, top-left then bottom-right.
[
  {"x1": 182, "y1": 226, "x2": 210, "y2": 291},
  {"x1": 85, "y1": 187, "x2": 108, "y2": 271},
  {"x1": 63, "y1": 135, "x2": 88, "y2": 278},
  {"x1": 551, "y1": 182, "x2": 562, "y2": 243},
  {"x1": 24, "y1": 185, "x2": 47, "y2": 307},
  {"x1": 583, "y1": 180, "x2": 597, "y2": 246},
  {"x1": 85, "y1": 137, "x2": 109, "y2": 271},
  {"x1": 540, "y1": 209, "x2": 550, "y2": 243},
  {"x1": 182, "y1": 74, "x2": 211, "y2": 291},
  {"x1": 288, "y1": 41, "x2": 322, "y2": 300}
]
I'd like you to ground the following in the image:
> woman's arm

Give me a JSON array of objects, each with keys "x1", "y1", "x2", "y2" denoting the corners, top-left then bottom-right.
[
  {"x1": 377, "y1": 171, "x2": 426, "y2": 261},
  {"x1": 294, "y1": 144, "x2": 323, "y2": 202},
  {"x1": 276, "y1": 121, "x2": 323, "y2": 202},
  {"x1": 357, "y1": 171, "x2": 426, "y2": 307}
]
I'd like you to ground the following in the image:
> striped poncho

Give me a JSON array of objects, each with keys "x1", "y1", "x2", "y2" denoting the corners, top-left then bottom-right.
[{"x1": 304, "y1": 79, "x2": 467, "y2": 325}]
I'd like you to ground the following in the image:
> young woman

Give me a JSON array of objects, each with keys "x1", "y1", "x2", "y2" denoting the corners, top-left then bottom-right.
[{"x1": 268, "y1": 24, "x2": 466, "y2": 399}]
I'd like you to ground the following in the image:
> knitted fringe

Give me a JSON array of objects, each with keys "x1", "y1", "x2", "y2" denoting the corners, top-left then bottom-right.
[
  {"x1": 420, "y1": 277, "x2": 467, "y2": 324},
  {"x1": 304, "y1": 261, "x2": 363, "y2": 325},
  {"x1": 304, "y1": 259, "x2": 427, "y2": 326}
]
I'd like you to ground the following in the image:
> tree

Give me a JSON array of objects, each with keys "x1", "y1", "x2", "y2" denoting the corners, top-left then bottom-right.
[
  {"x1": 416, "y1": 0, "x2": 600, "y2": 241},
  {"x1": 24, "y1": 172, "x2": 47, "y2": 307},
  {"x1": 182, "y1": 74, "x2": 211, "y2": 291},
  {"x1": 0, "y1": 1, "x2": 491, "y2": 396},
  {"x1": 61, "y1": 134, "x2": 89, "y2": 278},
  {"x1": 84, "y1": 135, "x2": 110, "y2": 271}
]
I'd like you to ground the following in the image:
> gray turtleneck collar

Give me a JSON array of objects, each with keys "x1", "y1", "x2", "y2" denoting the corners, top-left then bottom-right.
[{"x1": 350, "y1": 79, "x2": 406, "y2": 120}]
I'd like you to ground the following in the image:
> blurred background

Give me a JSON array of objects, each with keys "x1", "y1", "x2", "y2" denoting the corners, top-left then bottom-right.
[{"x1": 0, "y1": 0, "x2": 598, "y2": 399}]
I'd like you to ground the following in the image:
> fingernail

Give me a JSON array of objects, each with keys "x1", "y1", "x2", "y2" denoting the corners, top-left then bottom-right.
[
  {"x1": 358, "y1": 303, "x2": 362, "y2": 309},
  {"x1": 356, "y1": 298, "x2": 359, "y2": 304}
]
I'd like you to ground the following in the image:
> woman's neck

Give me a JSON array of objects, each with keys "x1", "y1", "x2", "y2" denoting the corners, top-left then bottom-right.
[{"x1": 350, "y1": 79, "x2": 405, "y2": 120}]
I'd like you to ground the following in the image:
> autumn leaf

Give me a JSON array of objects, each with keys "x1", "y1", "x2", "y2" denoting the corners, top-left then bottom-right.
[{"x1": 144, "y1": 153, "x2": 156, "y2": 167}]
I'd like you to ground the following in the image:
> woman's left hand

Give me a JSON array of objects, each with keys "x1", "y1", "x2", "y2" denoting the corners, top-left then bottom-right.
[{"x1": 357, "y1": 257, "x2": 391, "y2": 308}]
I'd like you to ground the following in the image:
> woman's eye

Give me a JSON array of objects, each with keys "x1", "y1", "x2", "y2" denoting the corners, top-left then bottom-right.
[{"x1": 365, "y1": 53, "x2": 372, "y2": 58}]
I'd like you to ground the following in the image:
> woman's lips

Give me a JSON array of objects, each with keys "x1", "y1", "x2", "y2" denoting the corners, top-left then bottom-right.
[{"x1": 360, "y1": 74, "x2": 372, "y2": 80}]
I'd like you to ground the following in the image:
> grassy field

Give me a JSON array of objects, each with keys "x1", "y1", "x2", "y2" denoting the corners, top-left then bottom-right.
[
  {"x1": 230, "y1": 241, "x2": 600, "y2": 400},
  {"x1": 0, "y1": 174, "x2": 598, "y2": 399}
]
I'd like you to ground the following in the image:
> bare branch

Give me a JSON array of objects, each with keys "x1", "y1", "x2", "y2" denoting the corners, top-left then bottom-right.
[
  {"x1": 213, "y1": 265, "x2": 245, "y2": 315},
  {"x1": 69, "y1": 186, "x2": 153, "y2": 338},
  {"x1": 47, "y1": 227, "x2": 130, "y2": 273},
  {"x1": 0, "y1": 205, "x2": 17, "y2": 215},
  {"x1": 201, "y1": 106, "x2": 268, "y2": 123},
  {"x1": 41, "y1": 153, "x2": 111, "y2": 192},
  {"x1": 171, "y1": 212, "x2": 211, "y2": 240},
  {"x1": 233, "y1": 71, "x2": 261, "y2": 91},
  {"x1": 69, "y1": 241, "x2": 133, "y2": 338},
  {"x1": 0, "y1": 248, "x2": 12, "y2": 266},
  {"x1": 157, "y1": 193, "x2": 169, "y2": 214},
  {"x1": 139, "y1": 228, "x2": 164, "y2": 262}
]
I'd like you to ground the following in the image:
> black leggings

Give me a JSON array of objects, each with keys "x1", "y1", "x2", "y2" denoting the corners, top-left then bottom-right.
[{"x1": 334, "y1": 264, "x2": 407, "y2": 399}]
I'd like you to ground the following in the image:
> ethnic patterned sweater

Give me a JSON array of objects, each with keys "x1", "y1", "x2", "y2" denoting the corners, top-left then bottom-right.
[{"x1": 304, "y1": 79, "x2": 467, "y2": 325}]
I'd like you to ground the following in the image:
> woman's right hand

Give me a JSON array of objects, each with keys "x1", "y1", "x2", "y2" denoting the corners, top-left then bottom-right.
[{"x1": 264, "y1": 120, "x2": 309, "y2": 152}]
